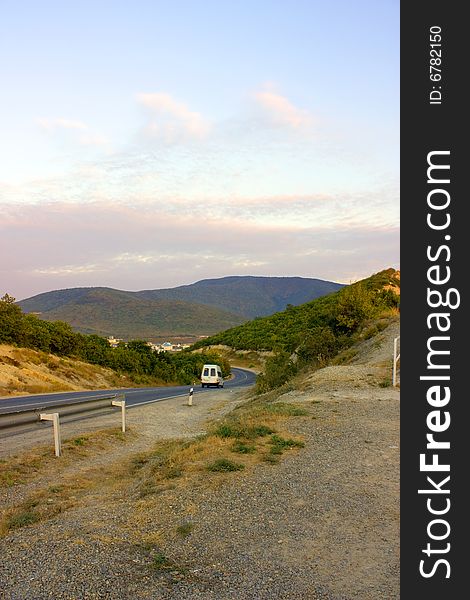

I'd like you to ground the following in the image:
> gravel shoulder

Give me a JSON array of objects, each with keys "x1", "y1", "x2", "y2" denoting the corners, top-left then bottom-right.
[{"x1": 0, "y1": 319, "x2": 400, "y2": 599}]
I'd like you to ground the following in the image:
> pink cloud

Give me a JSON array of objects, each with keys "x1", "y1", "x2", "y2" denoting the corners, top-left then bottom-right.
[
  {"x1": 0, "y1": 200, "x2": 399, "y2": 300},
  {"x1": 137, "y1": 92, "x2": 210, "y2": 140},
  {"x1": 36, "y1": 117, "x2": 109, "y2": 147},
  {"x1": 254, "y1": 90, "x2": 314, "y2": 129}
]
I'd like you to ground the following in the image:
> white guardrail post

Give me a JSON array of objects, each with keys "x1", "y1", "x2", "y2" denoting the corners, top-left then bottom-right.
[
  {"x1": 188, "y1": 385, "x2": 194, "y2": 406},
  {"x1": 40, "y1": 412, "x2": 62, "y2": 457},
  {"x1": 111, "y1": 396, "x2": 126, "y2": 432},
  {"x1": 393, "y1": 336, "x2": 400, "y2": 387}
]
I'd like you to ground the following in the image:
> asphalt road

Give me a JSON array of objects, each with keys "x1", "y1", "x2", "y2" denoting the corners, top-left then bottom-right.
[{"x1": 0, "y1": 367, "x2": 257, "y2": 414}]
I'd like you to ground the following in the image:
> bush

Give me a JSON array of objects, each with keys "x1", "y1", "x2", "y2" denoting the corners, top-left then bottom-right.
[
  {"x1": 255, "y1": 350, "x2": 297, "y2": 394},
  {"x1": 296, "y1": 326, "x2": 338, "y2": 366}
]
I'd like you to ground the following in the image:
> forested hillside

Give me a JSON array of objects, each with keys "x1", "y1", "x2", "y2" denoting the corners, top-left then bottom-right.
[
  {"x1": 190, "y1": 269, "x2": 400, "y2": 393},
  {"x1": 17, "y1": 288, "x2": 244, "y2": 339},
  {"x1": 0, "y1": 294, "x2": 229, "y2": 388},
  {"x1": 136, "y1": 275, "x2": 344, "y2": 318},
  {"x1": 17, "y1": 275, "x2": 343, "y2": 339}
]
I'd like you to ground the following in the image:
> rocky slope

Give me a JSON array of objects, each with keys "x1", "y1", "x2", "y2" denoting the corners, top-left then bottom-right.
[{"x1": 0, "y1": 344, "x2": 129, "y2": 398}]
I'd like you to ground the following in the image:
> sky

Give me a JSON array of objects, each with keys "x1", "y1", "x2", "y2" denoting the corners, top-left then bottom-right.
[{"x1": 0, "y1": 0, "x2": 399, "y2": 301}]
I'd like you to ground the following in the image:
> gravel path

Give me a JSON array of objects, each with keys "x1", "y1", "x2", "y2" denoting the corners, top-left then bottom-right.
[{"x1": 0, "y1": 320, "x2": 400, "y2": 599}]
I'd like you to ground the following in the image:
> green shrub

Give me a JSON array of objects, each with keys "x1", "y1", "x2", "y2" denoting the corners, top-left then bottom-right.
[
  {"x1": 231, "y1": 441, "x2": 256, "y2": 454},
  {"x1": 206, "y1": 458, "x2": 245, "y2": 472},
  {"x1": 269, "y1": 434, "x2": 305, "y2": 455},
  {"x1": 263, "y1": 402, "x2": 308, "y2": 417},
  {"x1": 256, "y1": 351, "x2": 297, "y2": 394}
]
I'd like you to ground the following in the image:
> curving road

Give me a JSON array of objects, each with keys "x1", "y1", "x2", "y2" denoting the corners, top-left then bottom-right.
[{"x1": 0, "y1": 367, "x2": 257, "y2": 414}]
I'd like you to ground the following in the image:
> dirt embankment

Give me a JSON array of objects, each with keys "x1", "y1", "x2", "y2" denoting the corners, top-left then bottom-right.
[
  {"x1": 0, "y1": 345, "x2": 132, "y2": 398},
  {"x1": 0, "y1": 317, "x2": 400, "y2": 599}
]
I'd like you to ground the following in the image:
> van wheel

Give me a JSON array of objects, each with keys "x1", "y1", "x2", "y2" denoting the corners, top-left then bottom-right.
[{"x1": 201, "y1": 383, "x2": 205, "y2": 388}]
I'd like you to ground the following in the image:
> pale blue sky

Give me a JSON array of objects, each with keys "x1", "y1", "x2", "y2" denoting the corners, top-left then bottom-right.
[{"x1": 0, "y1": 0, "x2": 399, "y2": 299}]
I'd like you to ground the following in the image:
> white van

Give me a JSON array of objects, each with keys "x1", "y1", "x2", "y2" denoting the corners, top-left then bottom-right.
[{"x1": 201, "y1": 363, "x2": 224, "y2": 388}]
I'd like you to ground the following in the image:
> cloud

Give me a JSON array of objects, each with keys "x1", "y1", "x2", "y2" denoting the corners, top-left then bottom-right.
[
  {"x1": 36, "y1": 117, "x2": 109, "y2": 147},
  {"x1": 0, "y1": 199, "x2": 399, "y2": 300},
  {"x1": 33, "y1": 264, "x2": 103, "y2": 275},
  {"x1": 254, "y1": 90, "x2": 314, "y2": 129},
  {"x1": 136, "y1": 92, "x2": 210, "y2": 140},
  {"x1": 37, "y1": 118, "x2": 88, "y2": 131}
]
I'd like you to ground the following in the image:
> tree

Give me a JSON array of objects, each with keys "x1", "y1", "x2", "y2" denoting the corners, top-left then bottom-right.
[
  {"x1": 334, "y1": 283, "x2": 376, "y2": 333},
  {"x1": 297, "y1": 326, "x2": 338, "y2": 366},
  {"x1": 0, "y1": 293, "x2": 23, "y2": 344}
]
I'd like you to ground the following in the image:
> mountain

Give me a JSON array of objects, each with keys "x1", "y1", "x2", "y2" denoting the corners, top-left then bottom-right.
[
  {"x1": 18, "y1": 275, "x2": 344, "y2": 340},
  {"x1": 18, "y1": 288, "x2": 245, "y2": 340},
  {"x1": 190, "y1": 269, "x2": 401, "y2": 353},
  {"x1": 137, "y1": 275, "x2": 343, "y2": 318}
]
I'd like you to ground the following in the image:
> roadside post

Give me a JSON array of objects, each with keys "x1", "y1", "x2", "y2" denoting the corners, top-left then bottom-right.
[
  {"x1": 112, "y1": 395, "x2": 126, "y2": 432},
  {"x1": 40, "y1": 412, "x2": 62, "y2": 457},
  {"x1": 188, "y1": 384, "x2": 194, "y2": 406},
  {"x1": 392, "y1": 336, "x2": 400, "y2": 387}
]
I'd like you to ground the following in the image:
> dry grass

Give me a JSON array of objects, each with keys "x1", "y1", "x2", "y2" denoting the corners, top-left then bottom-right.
[
  {"x1": 0, "y1": 388, "x2": 309, "y2": 539},
  {"x1": 126, "y1": 396, "x2": 308, "y2": 503},
  {"x1": 0, "y1": 427, "x2": 133, "y2": 489},
  {"x1": 0, "y1": 476, "x2": 93, "y2": 536},
  {"x1": 0, "y1": 344, "x2": 132, "y2": 397},
  {"x1": 0, "y1": 427, "x2": 137, "y2": 537}
]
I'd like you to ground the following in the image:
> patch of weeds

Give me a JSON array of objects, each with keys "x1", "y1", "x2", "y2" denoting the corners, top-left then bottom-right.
[
  {"x1": 269, "y1": 434, "x2": 305, "y2": 455},
  {"x1": 131, "y1": 455, "x2": 149, "y2": 470},
  {"x1": 379, "y1": 378, "x2": 392, "y2": 388},
  {"x1": 48, "y1": 485, "x2": 64, "y2": 493},
  {"x1": 213, "y1": 422, "x2": 275, "y2": 440},
  {"x1": 72, "y1": 436, "x2": 88, "y2": 446},
  {"x1": 214, "y1": 423, "x2": 241, "y2": 438},
  {"x1": 262, "y1": 453, "x2": 279, "y2": 464},
  {"x1": 251, "y1": 424, "x2": 275, "y2": 437},
  {"x1": 7, "y1": 510, "x2": 39, "y2": 530},
  {"x1": 0, "y1": 472, "x2": 17, "y2": 487},
  {"x1": 362, "y1": 322, "x2": 388, "y2": 340},
  {"x1": 152, "y1": 552, "x2": 173, "y2": 570},
  {"x1": 207, "y1": 458, "x2": 245, "y2": 472},
  {"x1": 138, "y1": 480, "x2": 160, "y2": 498},
  {"x1": 176, "y1": 522, "x2": 194, "y2": 537},
  {"x1": 231, "y1": 441, "x2": 256, "y2": 454},
  {"x1": 331, "y1": 348, "x2": 358, "y2": 365},
  {"x1": 165, "y1": 467, "x2": 183, "y2": 479},
  {"x1": 263, "y1": 402, "x2": 308, "y2": 417},
  {"x1": 147, "y1": 549, "x2": 189, "y2": 579}
]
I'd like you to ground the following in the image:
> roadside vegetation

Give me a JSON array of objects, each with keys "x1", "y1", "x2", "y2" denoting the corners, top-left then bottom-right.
[
  {"x1": 191, "y1": 269, "x2": 400, "y2": 393},
  {"x1": 0, "y1": 293, "x2": 230, "y2": 387},
  {"x1": 0, "y1": 391, "x2": 308, "y2": 537}
]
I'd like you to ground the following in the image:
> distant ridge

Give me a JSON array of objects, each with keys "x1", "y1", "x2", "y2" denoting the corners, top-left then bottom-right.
[
  {"x1": 18, "y1": 275, "x2": 344, "y2": 340},
  {"x1": 135, "y1": 275, "x2": 344, "y2": 318}
]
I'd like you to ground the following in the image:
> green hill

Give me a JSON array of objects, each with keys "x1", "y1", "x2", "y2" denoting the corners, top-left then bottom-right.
[
  {"x1": 190, "y1": 269, "x2": 400, "y2": 354},
  {"x1": 136, "y1": 276, "x2": 344, "y2": 318},
  {"x1": 18, "y1": 275, "x2": 344, "y2": 340},
  {"x1": 18, "y1": 288, "x2": 245, "y2": 340}
]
